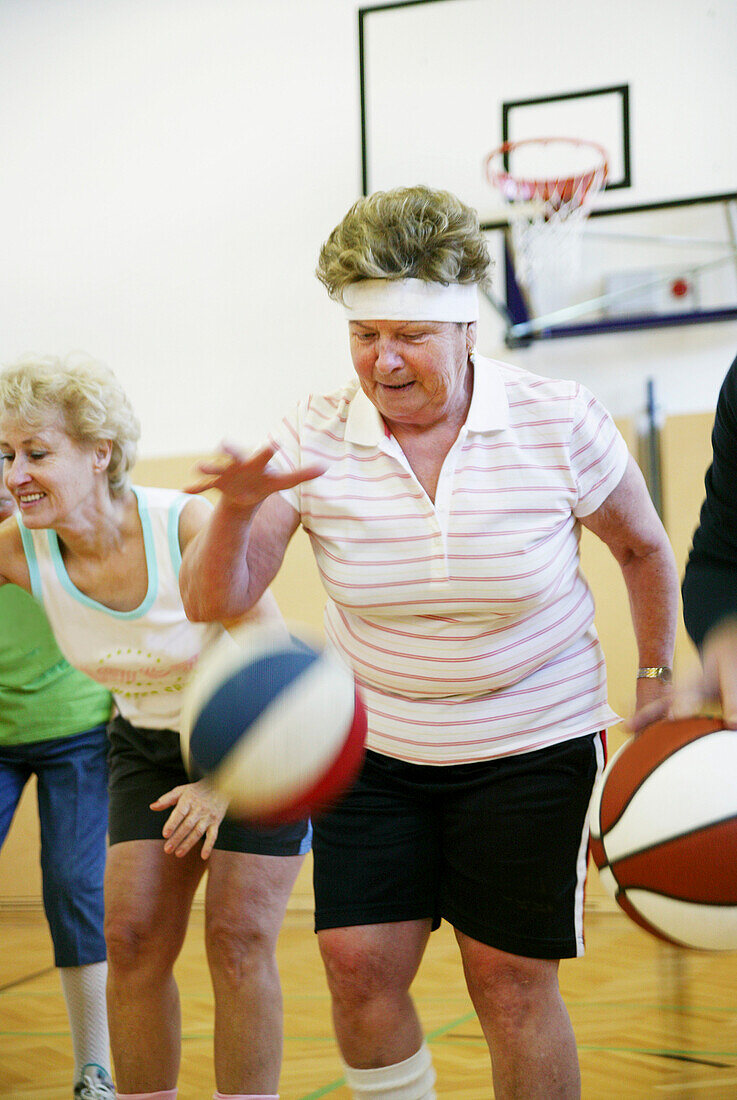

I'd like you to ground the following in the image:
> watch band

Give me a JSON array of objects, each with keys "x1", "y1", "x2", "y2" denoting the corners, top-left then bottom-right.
[{"x1": 637, "y1": 666, "x2": 672, "y2": 684}]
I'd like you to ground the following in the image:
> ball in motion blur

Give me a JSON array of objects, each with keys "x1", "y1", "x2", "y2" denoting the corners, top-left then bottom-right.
[
  {"x1": 589, "y1": 717, "x2": 737, "y2": 950},
  {"x1": 180, "y1": 622, "x2": 367, "y2": 825}
]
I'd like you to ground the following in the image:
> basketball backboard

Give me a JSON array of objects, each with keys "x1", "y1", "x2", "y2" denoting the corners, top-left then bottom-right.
[
  {"x1": 358, "y1": 0, "x2": 737, "y2": 342},
  {"x1": 483, "y1": 194, "x2": 737, "y2": 346}
]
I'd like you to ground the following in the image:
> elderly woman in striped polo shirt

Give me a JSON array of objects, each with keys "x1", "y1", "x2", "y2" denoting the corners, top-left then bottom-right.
[{"x1": 181, "y1": 185, "x2": 679, "y2": 1100}]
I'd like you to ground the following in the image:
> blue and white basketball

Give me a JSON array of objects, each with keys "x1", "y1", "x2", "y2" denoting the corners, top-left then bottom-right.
[{"x1": 180, "y1": 622, "x2": 367, "y2": 824}]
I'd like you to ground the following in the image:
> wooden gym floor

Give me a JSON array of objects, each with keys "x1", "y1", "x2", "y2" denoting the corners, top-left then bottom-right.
[{"x1": 3, "y1": 904, "x2": 737, "y2": 1099}]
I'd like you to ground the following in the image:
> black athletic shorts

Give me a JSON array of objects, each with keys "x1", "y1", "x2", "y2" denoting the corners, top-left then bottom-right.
[
  {"x1": 107, "y1": 714, "x2": 312, "y2": 856},
  {"x1": 312, "y1": 734, "x2": 604, "y2": 959}
]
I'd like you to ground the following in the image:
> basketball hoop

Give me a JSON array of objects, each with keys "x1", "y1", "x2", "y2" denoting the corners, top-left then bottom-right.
[{"x1": 484, "y1": 137, "x2": 609, "y2": 292}]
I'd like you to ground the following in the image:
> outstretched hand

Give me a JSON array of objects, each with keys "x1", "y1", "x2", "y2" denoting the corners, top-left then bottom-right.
[{"x1": 185, "y1": 442, "x2": 325, "y2": 515}]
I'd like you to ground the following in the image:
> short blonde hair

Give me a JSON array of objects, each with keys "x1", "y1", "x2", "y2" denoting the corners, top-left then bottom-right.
[
  {"x1": 0, "y1": 353, "x2": 140, "y2": 496},
  {"x1": 316, "y1": 185, "x2": 490, "y2": 301}
]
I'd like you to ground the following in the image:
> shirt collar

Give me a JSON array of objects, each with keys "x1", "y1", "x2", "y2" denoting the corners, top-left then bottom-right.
[{"x1": 344, "y1": 354, "x2": 509, "y2": 445}]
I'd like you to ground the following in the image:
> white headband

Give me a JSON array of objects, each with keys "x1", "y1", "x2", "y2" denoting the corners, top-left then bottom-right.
[{"x1": 342, "y1": 278, "x2": 479, "y2": 322}]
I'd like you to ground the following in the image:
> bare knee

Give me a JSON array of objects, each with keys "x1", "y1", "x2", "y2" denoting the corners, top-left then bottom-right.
[
  {"x1": 205, "y1": 911, "x2": 278, "y2": 986},
  {"x1": 319, "y1": 929, "x2": 404, "y2": 1011},
  {"x1": 460, "y1": 940, "x2": 560, "y2": 1033},
  {"x1": 477, "y1": 962, "x2": 543, "y2": 1027},
  {"x1": 105, "y1": 910, "x2": 180, "y2": 979}
]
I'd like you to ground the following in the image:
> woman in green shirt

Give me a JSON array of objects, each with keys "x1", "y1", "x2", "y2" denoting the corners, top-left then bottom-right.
[{"x1": 0, "y1": 481, "x2": 115, "y2": 1100}]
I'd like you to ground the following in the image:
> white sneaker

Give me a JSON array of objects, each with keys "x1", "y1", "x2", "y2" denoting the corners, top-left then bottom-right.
[{"x1": 74, "y1": 1063, "x2": 116, "y2": 1100}]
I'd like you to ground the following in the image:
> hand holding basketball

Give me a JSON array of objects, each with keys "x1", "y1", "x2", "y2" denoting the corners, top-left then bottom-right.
[
  {"x1": 670, "y1": 618, "x2": 737, "y2": 729},
  {"x1": 628, "y1": 674, "x2": 674, "y2": 734}
]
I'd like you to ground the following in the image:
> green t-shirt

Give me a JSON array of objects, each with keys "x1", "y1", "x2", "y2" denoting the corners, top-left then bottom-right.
[{"x1": 0, "y1": 585, "x2": 112, "y2": 746}]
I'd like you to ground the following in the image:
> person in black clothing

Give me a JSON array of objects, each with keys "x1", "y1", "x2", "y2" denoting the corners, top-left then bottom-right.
[{"x1": 681, "y1": 353, "x2": 737, "y2": 727}]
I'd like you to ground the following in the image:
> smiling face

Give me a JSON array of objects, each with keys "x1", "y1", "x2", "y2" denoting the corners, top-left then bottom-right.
[
  {"x1": 0, "y1": 412, "x2": 110, "y2": 529},
  {"x1": 348, "y1": 319, "x2": 476, "y2": 433}
]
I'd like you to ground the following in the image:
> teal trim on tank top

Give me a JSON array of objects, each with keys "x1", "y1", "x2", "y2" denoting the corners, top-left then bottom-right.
[
  {"x1": 168, "y1": 493, "x2": 186, "y2": 576},
  {"x1": 15, "y1": 514, "x2": 44, "y2": 602},
  {"x1": 44, "y1": 485, "x2": 159, "y2": 619}
]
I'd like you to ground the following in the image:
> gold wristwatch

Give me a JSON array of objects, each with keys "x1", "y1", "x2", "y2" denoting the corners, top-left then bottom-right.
[{"x1": 636, "y1": 666, "x2": 672, "y2": 684}]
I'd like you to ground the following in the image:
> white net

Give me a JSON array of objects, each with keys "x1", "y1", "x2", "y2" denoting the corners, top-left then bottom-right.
[{"x1": 486, "y1": 138, "x2": 608, "y2": 301}]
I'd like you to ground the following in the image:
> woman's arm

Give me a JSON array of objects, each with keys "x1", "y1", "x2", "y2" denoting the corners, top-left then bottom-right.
[
  {"x1": 0, "y1": 517, "x2": 32, "y2": 591},
  {"x1": 677, "y1": 356, "x2": 737, "y2": 724},
  {"x1": 682, "y1": 357, "x2": 737, "y2": 650},
  {"x1": 178, "y1": 493, "x2": 288, "y2": 630},
  {"x1": 178, "y1": 442, "x2": 324, "y2": 623},
  {"x1": 580, "y1": 454, "x2": 680, "y2": 732},
  {"x1": 673, "y1": 618, "x2": 737, "y2": 727}
]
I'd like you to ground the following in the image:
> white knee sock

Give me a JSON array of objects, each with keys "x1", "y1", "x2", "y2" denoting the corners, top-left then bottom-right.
[
  {"x1": 342, "y1": 1044, "x2": 436, "y2": 1099},
  {"x1": 59, "y1": 962, "x2": 111, "y2": 1079}
]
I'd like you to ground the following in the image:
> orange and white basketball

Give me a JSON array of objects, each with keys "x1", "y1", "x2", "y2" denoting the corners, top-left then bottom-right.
[{"x1": 589, "y1": 717, "x2": 737, "y2": 951}]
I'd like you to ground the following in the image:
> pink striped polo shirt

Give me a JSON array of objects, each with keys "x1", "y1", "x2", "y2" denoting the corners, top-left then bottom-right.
[{"x1": 270, "y1": 355, "x2": 628, "y2": 764}]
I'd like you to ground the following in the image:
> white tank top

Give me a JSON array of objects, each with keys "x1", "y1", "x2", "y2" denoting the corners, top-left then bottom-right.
[{"x1": 17, "y1": 485, "x2": 221, "y2": 731}]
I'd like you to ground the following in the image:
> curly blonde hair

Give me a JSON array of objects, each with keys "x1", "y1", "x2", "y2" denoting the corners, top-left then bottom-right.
[
  {"x1": 0, "y1": 353, "x2": 140, "y2": 497},
  {"x1": 316, "y1": 185, "x2": 490, "y2": 301}
]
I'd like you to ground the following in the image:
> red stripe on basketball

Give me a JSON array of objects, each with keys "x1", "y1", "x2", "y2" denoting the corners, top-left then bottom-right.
[
  {"x1": 589, "y1": 835, "x2": 608, "y2": 871},
  {"x1": 599, "y1": 718, "x2": 725, "y2": 834},
  {"x1": 609, "y1": 816, "x2": 737, "y2": 904},
  {"x1": 616, "y1": 891, "x2": 687, "y2": 948},
  {"x1": 248, "y1": 688, "x2": 368, "y2": 825}
]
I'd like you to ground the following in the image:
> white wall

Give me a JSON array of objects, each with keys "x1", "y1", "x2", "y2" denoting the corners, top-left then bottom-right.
[
  {"x1": 363, "y1": 0, "x2": 737, "y2": 217},
  {"x1": 0, "y1": 0, "x2": 734, "y2": 459}
]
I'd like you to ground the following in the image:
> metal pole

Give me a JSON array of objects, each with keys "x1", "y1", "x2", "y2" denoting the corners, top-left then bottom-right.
[{"x1": 641, "y1": 377, "x2": 664, "y2": 521}]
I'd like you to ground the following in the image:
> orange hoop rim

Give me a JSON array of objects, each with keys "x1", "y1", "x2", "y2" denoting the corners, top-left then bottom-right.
[{"x1": 484, "y1": 136, "x2": 609, "y2": 206}]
